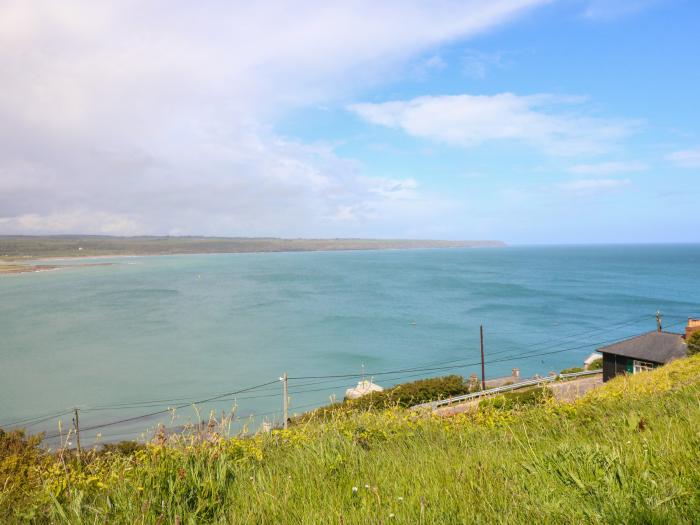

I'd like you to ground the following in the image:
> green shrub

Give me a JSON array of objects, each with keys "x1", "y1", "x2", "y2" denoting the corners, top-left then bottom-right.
[
  {"x1": 299, "y1": 375, "x2": 472, "y2": 422},
  {"x1": 350, "y1": 375, "x2": 470, "y2": 410},
  {"x1": 687, "y1": 331, "x2": 700, "y2": 356},
  {"x1": 560, "y1": 366, "x2": 584, "y2": 374},
  {"x1": 587, "y1": 358, "x2": 603, "y2": 370},
  {"x1": 479, "y1": 386, "x2": 553, "y2": 410},
  {"x1": 0, "y1": 429, "x2": 52, "y2": 521},
  {"x1": 99, "y1": 440, "x2": 145, "y2": 455}
]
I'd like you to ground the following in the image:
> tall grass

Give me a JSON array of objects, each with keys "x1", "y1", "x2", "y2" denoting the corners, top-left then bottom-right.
[{"x1": 3, "y1": 355, "x2": 700, "y2": 523}]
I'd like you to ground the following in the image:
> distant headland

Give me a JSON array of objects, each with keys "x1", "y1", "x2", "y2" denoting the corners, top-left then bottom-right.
[{"x1": 0, "y1": 235, "x2": 506, "y2": 263}]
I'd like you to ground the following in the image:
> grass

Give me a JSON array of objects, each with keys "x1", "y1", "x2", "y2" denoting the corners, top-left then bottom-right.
[{"x1": 2, "y1": 356, "x2": 700, "y2": 523}]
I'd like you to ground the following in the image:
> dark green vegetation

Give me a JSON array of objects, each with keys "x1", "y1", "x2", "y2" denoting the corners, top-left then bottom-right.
[
  {"x1": 2, "y1": 355, "x2": 700, "y2": 523},
  {"x1": 298, "y1": 375, "x2": 478, "y2": 422},
  {"x1": 562, "y1": 358, "x2": 602, "y2": 374},
  {"x1": 560, "y1": 366, "x2": 584, "y2": 374},
  {"x1": 349, "y1": 374, "x2": 478, "y2": 409},
  {"x1": 687, "y1": 331, "x2": 700, "y2": 356},
  {"x1": 478, "y1": 385, "x2": 552, "y2": 410},
  {"x1": 0, "y1": 235, "x2": 505, "y2": 259},
  {"x1": 588, "y1": 358, "x2": 603, "y2": 370}
]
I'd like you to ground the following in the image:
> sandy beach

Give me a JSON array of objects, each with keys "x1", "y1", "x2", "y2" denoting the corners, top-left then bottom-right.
[
  {"x1": 0, "y1": 261, "x2": 113, "y2": 275},
  {"x1": 0, "y1": 264, "x2": 60, "y2": 275}
]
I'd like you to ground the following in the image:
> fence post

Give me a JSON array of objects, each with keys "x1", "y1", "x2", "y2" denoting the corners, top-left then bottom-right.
[
  {"x1": 480, "y1": 325, "x2": 486, "y2": 390},
  {"x1": 72, "y1": 407, "x2": 82, "y2": 459}
]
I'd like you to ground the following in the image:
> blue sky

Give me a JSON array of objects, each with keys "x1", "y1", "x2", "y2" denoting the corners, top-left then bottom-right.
[{"x1": 0, "y1": 0, "x2": 698, "y2": 243}]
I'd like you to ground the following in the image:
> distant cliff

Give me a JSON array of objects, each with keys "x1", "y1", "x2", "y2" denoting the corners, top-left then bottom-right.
[{"x1": 0, "y1": 235, "x2": 506, "y2": 258}]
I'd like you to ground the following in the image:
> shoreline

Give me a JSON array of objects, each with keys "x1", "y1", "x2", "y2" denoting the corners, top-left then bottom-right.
[
  {"x1": 3, "y1": 244, "x2": 506, "y2": 266},
  {"x1": 0, "y1": 261, "x2": 115, "y2": 276},
  {"x1": 0, "y1": 239, "x2": 506, "y2": 275},
  {"x1": 0, "y1": 264, "x2": 62, "y2": 275},
  {"x1": 0, "y1": 236, "x2": 506, "y2": 261}
]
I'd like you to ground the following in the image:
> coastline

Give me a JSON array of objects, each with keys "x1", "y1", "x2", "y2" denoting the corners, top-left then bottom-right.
[
  {"x1": 0, "y1": 236, "x2": 506, "y2": 260},
  {"x1": 0, "y1": 236, "x2": 506, "y2": 275},
  {"x1": 0, "y1": 262, "x2": 114, "y2": 276},
  {"x1": 0, "y1": 264, "x2": 61, "y2": 275}
]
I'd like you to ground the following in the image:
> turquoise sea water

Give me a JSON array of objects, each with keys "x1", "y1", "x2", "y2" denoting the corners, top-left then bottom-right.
[{"x1": 1, "y1": 245, "x2": 699, "y2": 443}]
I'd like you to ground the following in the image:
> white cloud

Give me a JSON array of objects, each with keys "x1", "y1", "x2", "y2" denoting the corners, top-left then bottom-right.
[
  {"x1": 349, "y1": 93, "x2": 637, "y2": 156},
  {"x1": 0, "y1": 0, "x2": 549, "y2": 236},
  {"x1": 567, "y1": 161, "x2": 648, "y2": 175},
  {"x1": 559, "y1": 178, "x2": 631, "y2": 193},
  {"x1": 667, "y1": 147, "x2": 700, "y2": 168}
]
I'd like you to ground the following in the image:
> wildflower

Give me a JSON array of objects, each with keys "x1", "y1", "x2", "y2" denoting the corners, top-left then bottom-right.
[
  {"x1": 389, "y1": 513, "x2": 395, "y2": 518},
  {"x1": 365, "y1": 484, "x2": 370, "y2": 489},
  {"x1": 352, "y1": 487, "x2": 358, "y2": 494},
  {"x1": 397, "y1": 496, "x2": 404, "y2": 501}
]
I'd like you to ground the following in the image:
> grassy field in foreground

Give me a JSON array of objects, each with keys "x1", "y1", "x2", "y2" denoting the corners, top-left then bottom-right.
[{"x1": 3, "y1": 357, "x2": 700, "y2": 524}]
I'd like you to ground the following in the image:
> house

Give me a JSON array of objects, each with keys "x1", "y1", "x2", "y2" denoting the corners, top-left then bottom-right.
[
  {"x1": 686, "y1": 318, "x2": 700, "y2": 339},
  {"x1": 597, "y1": 330, "x2": 687, "y2": 382}
]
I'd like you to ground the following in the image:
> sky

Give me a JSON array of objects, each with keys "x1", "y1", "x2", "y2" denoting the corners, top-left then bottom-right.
[{"x1": 0, "y1": 0, "x2": 698, "y2": 244}]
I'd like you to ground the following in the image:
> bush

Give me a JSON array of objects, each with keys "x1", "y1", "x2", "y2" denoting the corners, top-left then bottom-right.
[
  {"x1": 350, "y1": 375, "x2": 471, "y2": 410},
  {"x1": 299, "y1": 375, "x2": 473, "y2": 422},
  {"x1": 479, "y1": 386, "x2": 553, "y2": 411},
  {"x1": 560, "y1": 366, "x2": 584, "y2": 374},
  {"x1": 587, "y1": 358, "x2": 603, "y2": 370},
  {"x1": 99, "y1": 440, "x2": 145, "y2": 455},
  {"x1": 0, "y1": 429, "x2": 51, "y2": 521},
  {"x1": 687, "y1": 331, "x2": 700, "y2": 356}
]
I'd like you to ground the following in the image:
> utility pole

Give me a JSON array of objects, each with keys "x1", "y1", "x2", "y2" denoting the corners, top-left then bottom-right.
[
  {"x1": 72, "y1": 407, "x2": 82, "y2": 459},
  {"x1": 281, "y1": 372, "x2": 289, "y2": 430},
  {"x1": 480, "y1": 325, "x2": 486, "y2": 390}
]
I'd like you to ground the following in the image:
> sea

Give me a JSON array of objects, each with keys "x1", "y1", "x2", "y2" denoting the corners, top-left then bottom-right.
[{"x1": 1, "y1": 244, "x2": 699, "y2": 444}]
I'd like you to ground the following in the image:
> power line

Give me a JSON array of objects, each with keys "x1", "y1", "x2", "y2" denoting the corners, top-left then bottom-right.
[
  {"x1": 37, "y1": 327, "x2": 640, "y2": 440},
  {"x1": 1, "y1": 409, "x2": 73, "y2": 430},
  {"x1": 286, "y1": 314, "x2": 655, "y2": 380},
  {"x1": 12, "y1": 315, "x2": 695, "y2": 442},
  {"x1": 82, "y1": 318, "x2": 693, "y2": 418},
  {"x1": 485, "y1": 318, "x2": 690, "y2": 366},
  {"x1": 9, "y1": 313, "x2": 674, "y2": 422},
  {"x1": 43, "y1": 379, "x2": 280, "y2": 440}
]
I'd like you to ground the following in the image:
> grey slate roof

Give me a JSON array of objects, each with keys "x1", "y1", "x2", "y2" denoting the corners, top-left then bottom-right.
[{"x1": 598, "y1": 331, "x2": 687, "y2": 363}]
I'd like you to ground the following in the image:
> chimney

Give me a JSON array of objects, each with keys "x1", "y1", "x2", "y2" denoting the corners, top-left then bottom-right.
[{"x1": 512, "y1": 368, "x2": 520, "y2": 379}]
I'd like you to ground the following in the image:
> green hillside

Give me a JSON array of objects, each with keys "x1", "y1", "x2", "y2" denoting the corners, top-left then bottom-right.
[
  {"x1": 2, "y1": 356, "x2": 700, "y2": 523},
  {"x1": 0, "y1": 235, "x2": 505, "y2": 259}
]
